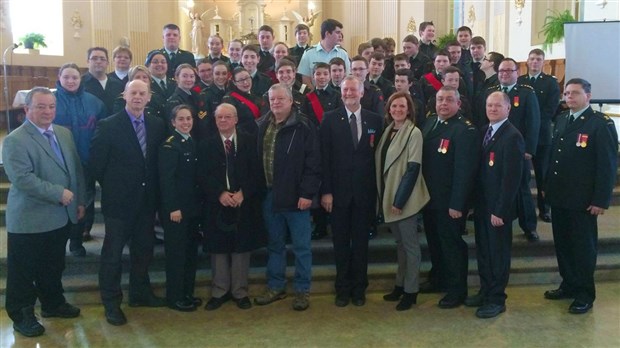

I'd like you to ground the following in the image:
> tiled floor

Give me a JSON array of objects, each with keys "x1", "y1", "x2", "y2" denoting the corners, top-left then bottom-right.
[{"x1": 0, "y1": 282, "x2": 619, "y2": 347}]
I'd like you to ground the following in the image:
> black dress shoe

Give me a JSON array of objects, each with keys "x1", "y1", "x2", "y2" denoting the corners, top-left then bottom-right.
[
  {"x1": 396, "y1": 292, "x2": 417, "y2": 311},
  {"x1": 186, "y1": 295, "x2": 203, "y2": 307},
  {"x1": 568, "y1": 300, "x2": 593, "y2": 314},
  {"x1": 13, "y1": 306, "x2": 45, "y2": 337},
  {"x1": 539, "y1": 213, "x2": 552, "y2": 223},
  {"x1": 368, "y1": 227, "x2": 377, "y2": 240},
  {"x1": 70, "y1": 246, "x2": 86, "y2": 257},
  {"x1": 419, "y1": 281, "x2": 440, "y2": 294},
  {"x1": 205, "y1": 293, "x2": 232, "y2": 311},
  {"x1": 351, "y1": 295, "x2": 366, "y2": 307},
  {"x1": 41, "y1": 302, "x2": 81, "y2": 318},
  {"x1": 476, "y1": 303, "x2": 506, "y2": 318},
  {"x1": 169, "y1": 298, "x2": 196, "y2": 312},
  {"x1": 544, "y1": 288, "x2": 574, "y2": 300},
  {"x1": 105, "y1": 306, "x2": 127, "y2": 326},
  {"x1": 233, "y1": 297, "x2": 252, "y2": 310},
  {"x1": 438, "y1": 294, "x2": 465, "y2": 309},
  {"x1": 335, "y1": 295, "x2": 350, "y2": 307},
  {"x1": 525, "y1": 230, "x2": 540, "y2": 242},
  {"x1": 464, "y1": 293, "x2": 484, "y2": 307},
  {"x1": 129, "y1": 294, "x2": 167, "y2": 307},
  {"x1": 383, "y1": 286, "x2": 404, "y2": 302}
]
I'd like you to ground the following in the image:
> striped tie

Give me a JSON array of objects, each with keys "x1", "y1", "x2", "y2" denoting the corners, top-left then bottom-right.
[
  {"x1": 134, "y1": 119, "x2": 146, "y2": 157},
  {"x1": 43, "y1": 130, "x2": 65, "y2": 166}
]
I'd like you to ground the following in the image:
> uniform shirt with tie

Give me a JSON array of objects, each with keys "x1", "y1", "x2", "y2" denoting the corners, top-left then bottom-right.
[
  {"x1": 568, "y1": 106, "x2": 588, "y2": 123},
  {"x1": 528, "y1": 72, "x2": 541, "y2": 86},
  {"x1": 345, "y1": 107, "x2": 362, "y2": 143},
  {"x1": 500, "y1": 83, "x2": 517, "y2": 94},
  {"x1": 220, "y1": 132, "x2": 236, "y2": 190},
  {"x1": 153, "y1": 76, "x2": 167, "y2": 90}
]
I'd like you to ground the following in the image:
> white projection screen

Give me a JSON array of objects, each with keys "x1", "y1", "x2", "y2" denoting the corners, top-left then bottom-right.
[{"x1": 564, "y1": 21, "x2": 620, "y2": 103}]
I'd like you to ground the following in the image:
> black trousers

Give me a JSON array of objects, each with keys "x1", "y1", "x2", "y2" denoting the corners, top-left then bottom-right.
[
  {"x1": 99, "y1": 212, "x2": 155, "y2": 306},
  {"x1": 516, "y1": 159, "x2": 538, "y2": 232},
  {"x1": 551, "y1": 206, "x2": 598, "y2": 304},
  {"x1": 474, "y1": 212, "x2": 513, "y2": 305},
  {"x1": 5, "y1": 224, "x2": 70, "y2": 323},
  {"x1": 331, "y1": 201, "x2": 371, "y2": 298},
  {"x1": 533, "y1": 144, "x2": 551, "y2": 214},
  {"x1": 162, "y1": 216, "x2": 200, "y2": 303},
  {"x1": 423, "y1": 208, "x2": 468, "y2": 297}
]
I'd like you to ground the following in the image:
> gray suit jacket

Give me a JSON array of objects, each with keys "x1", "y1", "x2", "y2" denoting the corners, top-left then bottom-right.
[{"x1": 2, "y1": 121, "x2": 85, "y2": 233}]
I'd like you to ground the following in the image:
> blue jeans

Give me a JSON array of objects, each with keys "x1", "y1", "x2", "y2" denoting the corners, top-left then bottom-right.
[{"x1": 262, "y1": 190, "x2": 312, "y2": 293}]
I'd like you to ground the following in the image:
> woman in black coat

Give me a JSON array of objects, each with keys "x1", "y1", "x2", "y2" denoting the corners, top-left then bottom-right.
[{"x1": 197, "y1": 103, "x2": 266, "y2": 310}]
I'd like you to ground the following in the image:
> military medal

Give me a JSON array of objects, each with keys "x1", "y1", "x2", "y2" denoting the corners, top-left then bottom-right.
[
  {"x1": 369, "y1": 133, "x2": 375, "y2": 147},
  {"x1": 437, "y1": 139, "x2": 450, "y2": 154},
  {"x1": 576, "y1": 133, "x2": 588, "y2": 148},
  {"x1": 489, "y1": 152, "x2": 495, "y2": 166},
  {"x1": 513, "y1": 96, "x2": 520, "y2": 107}
]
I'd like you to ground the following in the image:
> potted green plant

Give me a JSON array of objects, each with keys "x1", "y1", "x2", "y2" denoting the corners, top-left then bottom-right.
[
  {"x1": 20, "y1": 33, "x2": 47, "y2": 49},
  {"x1": 539, "y1": 9, "x2": 576, "y2": 52},
  {"x1": 436, "y1": 31, "x2": 457, "y2": 50}
]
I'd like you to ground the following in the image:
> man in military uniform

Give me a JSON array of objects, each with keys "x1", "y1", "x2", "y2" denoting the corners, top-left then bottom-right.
[
  {"x1": 418, "y1": 21, "x2": 438, "y2": 59},
  {"x1": 303, "y1": 62, "x2": 342, "y2": 127},
  {"x1": 420, "y1": 50, "x2": 467, "y2": 105},
  {"x1": 517, "y1": 49, "x2": 560, "y2": 223},
  {"x1": 257, "y1": 25, "x2": 276, "y2": 74},
  {"x1": 350, "y1": 55, "x2": 384, "y2": 116},
  {"x1": 544, "y1": 78, "x2": 618, "y2": 314},
  {"x1": 241, "y1": 45, "x2": 273, "y2": 97},
  {"x1": 160, "y1": 24, "x2": 196, "y2": 79},
  {"x1": 261, "y1": 59, "x2": 308, "y2": 114},
  {"x1": 489, "y1": 58, "x2": 541, "y2": 242},
  {"x1": 421, "y1": 86, "x2": 479, "y2": 308}
]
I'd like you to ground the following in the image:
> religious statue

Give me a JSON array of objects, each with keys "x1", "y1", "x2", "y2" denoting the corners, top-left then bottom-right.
[{"x1": 183, "y1": 7, "x2": 213, "y2": 55}]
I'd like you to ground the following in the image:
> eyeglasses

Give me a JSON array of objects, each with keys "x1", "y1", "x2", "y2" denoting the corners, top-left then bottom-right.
[{"x1": 498, "y1": 69, "x2": 517, "y2": 74}]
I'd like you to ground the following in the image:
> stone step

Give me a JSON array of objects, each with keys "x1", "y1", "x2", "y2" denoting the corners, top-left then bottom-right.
[{"x1": 1, "y1": 254, "x2": 619, "y2": 306}]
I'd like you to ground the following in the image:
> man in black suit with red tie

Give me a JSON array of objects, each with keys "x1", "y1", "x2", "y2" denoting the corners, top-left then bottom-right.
[
  {"x1": 90, "y1": 80, "x2": 167, "y2": 326},
  {"x1": 160, "y1": 24, "x2": 196, "y2": 78},
  {"x1": 517, "y1": 49, "x2": 560, "y2": 223},
  {"x1": 544, "y1": 78, "x2": 618, "y2": 314},
  {"x1": 466, "y1": 91, "x2": 524, "y2": 318},
  {"x1": 320, "y1": 76, "x2": 383, "y2": 307}
]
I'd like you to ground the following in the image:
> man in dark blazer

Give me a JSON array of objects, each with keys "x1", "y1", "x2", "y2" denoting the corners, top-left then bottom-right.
[
  {"x1": 490, "y1": 58, "x2": 541, "y2": 242},
  {"x1": 421, "y1": 86, "x2": 479, "y2": 308},
  {"x1": 83, "y1": 47, "x2": 124, "y2": 116},
  {"x1": 3, "y1": 87, "x2": 85, "y2": 337},
  {"x1": 544, "y1": 78, "x2": 618, "y2": 314},
  {"x1": 160, "y1": 23, "x2": 196, "y2": 78},
  {"x1": 320, "y1": 76, "x2": 383, "y2": 307},
  {"x1": 90, "y1": 80, "x2": 167, "y2": 326},
  {"x1": 466, "y1": 91, "x2": 524, "y2": 318},
  {"x1": 517, "y1": 49, "x2": 560, "y2": 222}
]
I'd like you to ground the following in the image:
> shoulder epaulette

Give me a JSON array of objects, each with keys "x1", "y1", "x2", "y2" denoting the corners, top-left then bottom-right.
[
  {"x1": 487, "y1": 84, "x2": 499, "y2": 91},
  {"x1": 518, "y1": 84, "x2": 535, "y2": 91}
]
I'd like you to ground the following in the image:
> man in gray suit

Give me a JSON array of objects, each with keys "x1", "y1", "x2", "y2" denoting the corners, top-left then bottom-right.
[{"x1": 2, "y1": 87, "x2": 85, "y2": 337}]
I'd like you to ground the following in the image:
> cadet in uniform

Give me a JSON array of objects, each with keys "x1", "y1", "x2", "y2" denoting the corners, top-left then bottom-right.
[
  {"x1": 350, "y1": 55, "x2": 385, "y2": 116},
  {"x1": 517, "y1": 49, "x2": 561, "y2": 222},
  {"x1": 159, "y1": 105, "x2": 202, "y2": 312}
]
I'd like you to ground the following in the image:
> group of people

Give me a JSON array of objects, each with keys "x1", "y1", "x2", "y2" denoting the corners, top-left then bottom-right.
[{"x1": 3, "y1": 16, "x2": 618, "y2": 338}]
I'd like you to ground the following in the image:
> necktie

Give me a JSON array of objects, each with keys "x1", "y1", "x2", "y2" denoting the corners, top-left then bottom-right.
[
  {"x1": 134, "y1": 119, "x2": 146, "y2": 157},
  {"x1": 568, "y1": 114, "x2": 575, "y2": 124},
  {"x1": 169, "y1": 52, "x2": 176, "y2": 61},
  {"x1": 530, "y1": 76, "x2": 536, "y2": 86},
  {"x1": 159, "y1": 79, "x2": 166, "y2": 91},
  {"x1": 350, "y1": 113, "x2": 358, "y2": 148},
  {"x1": 43, "y1": 130, "x2": 65, "y2": 166},
  {"x1": 473, "y1": 62, "x2": 481, "y2": 71},
  {"x1": 224, "y1": 139, "x2": 233, "y2": 155},
  {"x1": 483, "y1": 125, "x2": 493, "y2": 147},
  {"x1": 502, "y1": 87, "x2": 509, "y2": 94},
  {"x1": 370, "y1": 80, "x2": 376, "y2": 85}
]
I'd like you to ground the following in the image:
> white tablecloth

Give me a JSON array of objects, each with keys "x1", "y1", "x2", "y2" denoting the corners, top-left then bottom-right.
[{"x1": 12, "y1": 88, "x2": 56, "y2": 108}]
